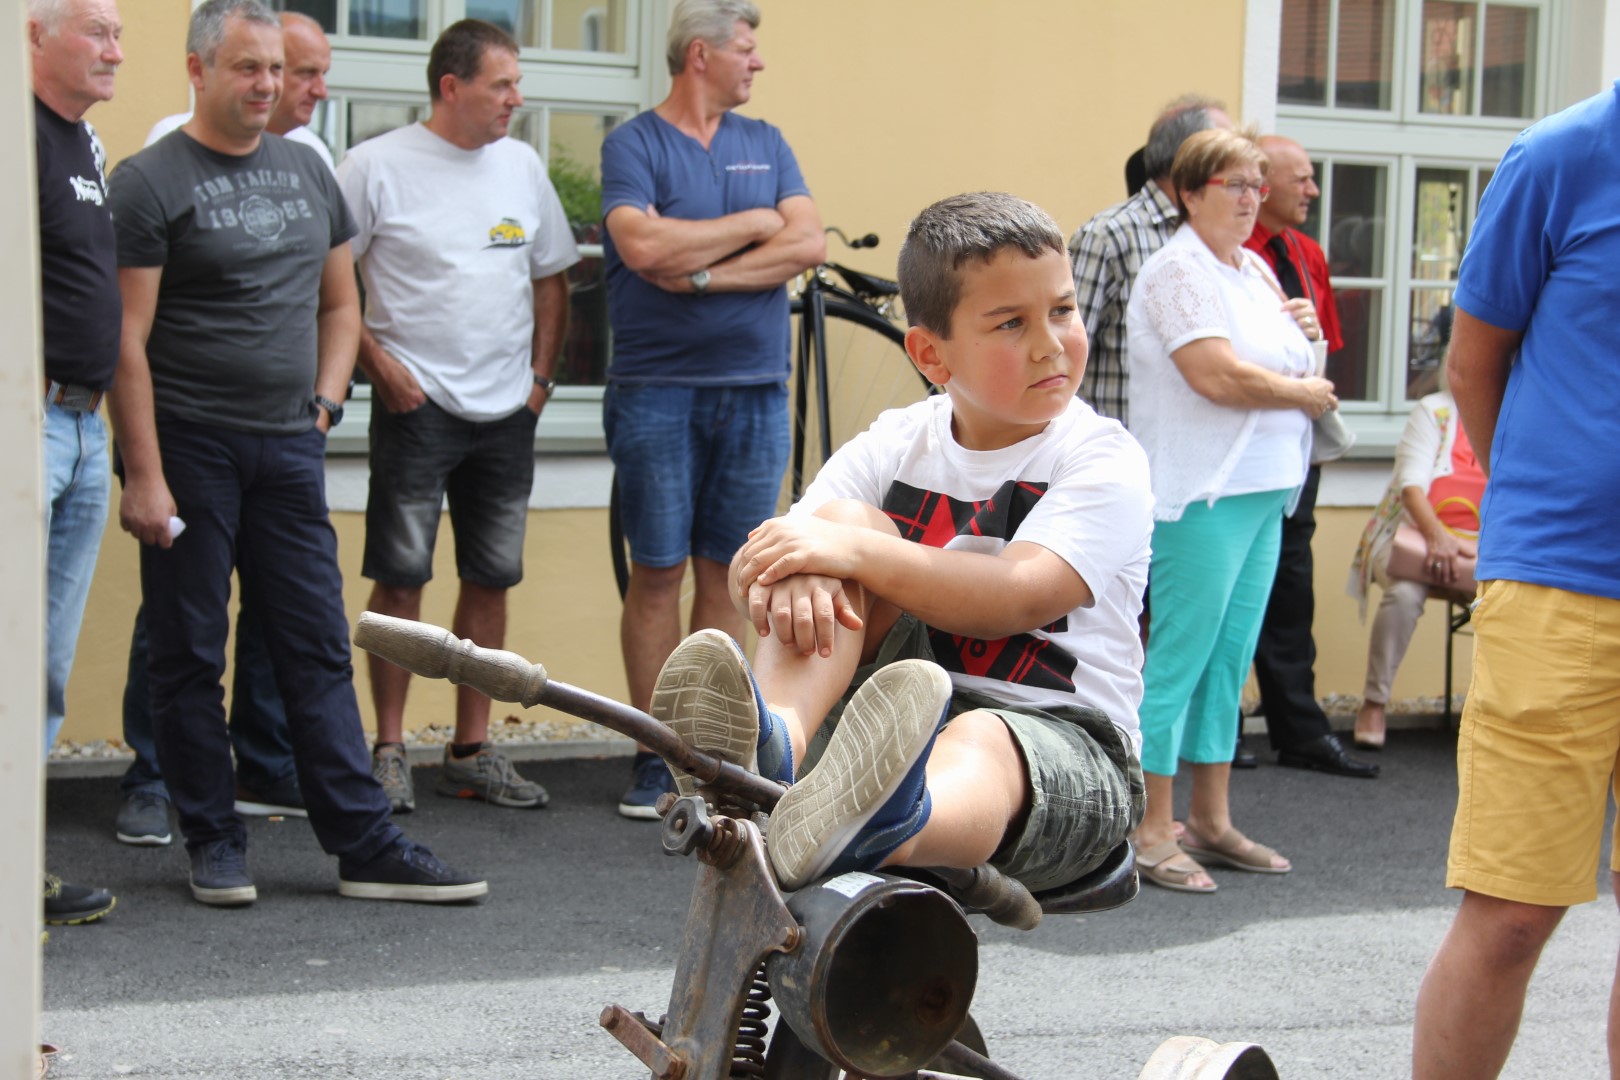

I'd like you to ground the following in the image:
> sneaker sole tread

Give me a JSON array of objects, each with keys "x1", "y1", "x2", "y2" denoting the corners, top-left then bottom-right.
[
  {"x1": 338, "y1": 880, "x2": 489, "y2": 903},
  {"x1": 651, "y1": 630, "x2": 761, "y2": 798},
  {"x1": 190, "y1": 883, "x2": 257, "y2": 906},
  {"x1": 44, "y1": 897, "x2": 116, "y2": 925},
  {"x1": 768, "y1": 660, "x2": 950, "y2": 891},
  {"x1": 233, "y1": 800, "x2": 309, "y2": 818}
]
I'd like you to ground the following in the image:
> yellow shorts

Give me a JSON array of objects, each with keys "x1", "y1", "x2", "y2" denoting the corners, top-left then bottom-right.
[{"x1": 1448, "y1": 579, "x2": 1620, "y2": 906}]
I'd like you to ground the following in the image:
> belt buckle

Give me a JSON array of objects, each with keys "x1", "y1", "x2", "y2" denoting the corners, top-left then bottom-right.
[{"x1": 48, "y1": 382, "x2": 100, "y2": 411}]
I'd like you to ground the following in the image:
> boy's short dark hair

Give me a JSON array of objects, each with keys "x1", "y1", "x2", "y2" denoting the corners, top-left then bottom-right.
[
  {"x1": 428, "y1": 19, "x2": 519, "y2": 100},
  {"x1": 898, "y1": 192, "x2": 1065, "y2": 339}
]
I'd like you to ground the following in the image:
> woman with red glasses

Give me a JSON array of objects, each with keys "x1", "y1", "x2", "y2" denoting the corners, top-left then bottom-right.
[{"x1": 1123, "y1": 128, "x2": 1338, "y2": 894}]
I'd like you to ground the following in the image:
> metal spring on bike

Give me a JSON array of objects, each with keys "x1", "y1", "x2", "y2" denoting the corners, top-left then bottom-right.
[{"x1": 730, "y1": 962, "x2": 772, "y2": 1077}]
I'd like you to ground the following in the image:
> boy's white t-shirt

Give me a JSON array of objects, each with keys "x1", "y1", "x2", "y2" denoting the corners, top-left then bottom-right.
[
  {"x1": 337, "y1": 123, "x2": 580, "y2": 421},
  {"x1": 794, "y1": 394, "x2": 1153, "y2": 754}
]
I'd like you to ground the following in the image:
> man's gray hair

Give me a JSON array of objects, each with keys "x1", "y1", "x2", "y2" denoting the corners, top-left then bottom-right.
[
  {"x1": 188, "y1": 0, "x2": 278, "y2": 65},
  {"x1": 666, "y1": 0, "x2": 759, "y2": 76},
  {"x1": 1144, "y1": 93, "x2": 1227, "y2": 181},
  {"x1": 898, "y1": 192, "x2": 1066, "y2": 339},
  {"x1": 27, "y1": 0, "x2": 77, "y2": 32}
]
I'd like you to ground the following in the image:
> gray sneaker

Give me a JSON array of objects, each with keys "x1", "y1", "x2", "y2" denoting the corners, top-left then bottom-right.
[
  {"x1": 434, "y1": 745, "x2": 548, "y2": 809},
  {"x1": 371, "y1": 743, "x2": 416, "y2": 813},
  {"x1": 115, "y1": 790, "x2": 172, "y2": 847}
]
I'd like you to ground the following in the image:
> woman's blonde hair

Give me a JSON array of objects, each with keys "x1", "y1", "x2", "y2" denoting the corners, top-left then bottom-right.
[{"x1": 1170, "y1": 128, "x2": 1268, "y2": 209}]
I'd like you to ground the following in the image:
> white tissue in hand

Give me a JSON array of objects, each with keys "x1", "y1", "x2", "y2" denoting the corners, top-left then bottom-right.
[{"x1": 168, "y1": 516, "x2": 186, "y2": 540}]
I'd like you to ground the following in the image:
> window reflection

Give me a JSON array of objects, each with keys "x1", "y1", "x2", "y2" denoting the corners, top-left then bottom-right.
[
  {"x1": 1408, "y1": 288, "x2": 1454, "y2": 399},
  {"x1": 265, "y1": 0, "x2": 336, "y2": 32},
  {"x1": 1336, "y1": 0, "x2": 1394, "y2": 109},
  {"x1": 349, "y1": 0, "x2": 425, "y2": 39},
  {"x1": 1278, "y1": 0, "x2": 1330, "y2": 106},
  {"x1": 1482, "y1": 5, "x2": 1537, "y2": 118},
  {"x1": 346, "y1": 101, "x2": 428, "y2": 147},
  {"x1": 1412, "y1": 168, "x2": 1468, "y2": 281},
  {"x1": 1420, "y1": 2, "x2": 1476, "y2": 115},
  {"x1": 1327, "y1": 163, "x2": 1386, "y2": 279},
  {"x1": 1330, "y1": 288, "x2": 1382, "y2": 401}
]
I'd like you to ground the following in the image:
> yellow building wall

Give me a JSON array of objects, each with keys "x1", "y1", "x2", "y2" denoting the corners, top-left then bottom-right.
[
  {"x1": 746, "y1": 0, "x2": 1246, "y2": 275},
  {"x1": 57, "y1": 0, "x2": 1470, "y2": 746}
]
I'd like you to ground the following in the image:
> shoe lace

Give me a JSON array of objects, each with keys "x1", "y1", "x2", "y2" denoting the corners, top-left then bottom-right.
[
  {"x1": 376, "y1": 748, "x2": 408, "y2": 786},
  {"x1": 634, "y1": 754, "x2": 671, "y2": 792},
  {"x1": 204, "y1": 839, "x2": 247, "y2": 874},
  {"x1": 476, "y1": 750, "x2": 522, "y2": 791},
  {"x1": 43, "y1": 873, "x2": 62, "y2": 899},
  {"x1": 395, "y1": 840, "x2": 448, "y2": 878}
]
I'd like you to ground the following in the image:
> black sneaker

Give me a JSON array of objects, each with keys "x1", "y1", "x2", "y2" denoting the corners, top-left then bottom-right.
[
  {"x1": 189, "y1": 838, "x2": 257, "y2": 906},
  {"x1": 115, "y1": 790, "x2": 173, "y2": 846},
  {"x1": 234, "y1": 775, "x2": 308, "y2": 818},
  {"x1": 43, "y1": 874, "x2": 115, "y2": 925},
  {"x1": 337, "y1": 838, "x2": 488, "y2": 903}
]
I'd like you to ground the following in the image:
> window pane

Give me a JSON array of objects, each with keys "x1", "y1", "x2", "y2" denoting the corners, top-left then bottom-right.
[
  {"x1": 1420, "y1": 2, "x2": 1477, "y2": 115},
  {"x1": 1482, "y1": 5, "x2": 1537, "y2": 118},
  {"x1": 349, "y1": 0, "x2": 425, "y2": 39},
  {"x1": 265, "y1": 0, "x2": 337, "y2": 33},
  {"x1": 1408, "y1": 288, "x2": 1455, "y2": 399},
  {"x1": 1412, "y1": 167, "x2": 1468, "y2": 281},
  {"x1": 346, "y1": 101, "x2": 427, "y2": 148},
  {"x1": 1278, "y1": 0, "x2": 1330, "y2": 106},
  {"x1": 468, "y1": 1, "x2": 544, "y2": 48},
  {"x1": 553, "y1": 0, "x2": 629, "y2": 52},
  {"x1": 1328, "y1": 288, "x2": 1382, "y2": 402},
  {"x1": 1475, "y1": 166, "x2": 1495, "y2": 213},
  {"x1": 1335, "y1": 0, "x2": 1395, "y2": 109},
  {"x1": 1326, "y1": 163, "x2": 1387, "y2": 278}
]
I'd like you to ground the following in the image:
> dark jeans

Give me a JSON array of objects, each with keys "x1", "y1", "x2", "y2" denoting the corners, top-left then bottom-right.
[
  {"x1": 1252, "y1": 464, "x2": 1333, "y2": 750},
  {"x1": 118, "y1": 598, "x2": 295, "y2": 799},
  {"x1": 140, "y1": 419, "x2": 399, "y2": 861}
]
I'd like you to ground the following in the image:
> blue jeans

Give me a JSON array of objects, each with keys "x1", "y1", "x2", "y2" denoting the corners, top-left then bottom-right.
[
  {"x1": 603, "y1": 382, "x2": 790, "y2": 568},
  {"x1": 45, "y1": 402, "x2": 110, "y2": 756},
  {"x1": 118, "y1": 598, "x2": 295, "y2": 799},
  {"x1": 140, "y1": 419, "x2": 398, "y2": 860}
]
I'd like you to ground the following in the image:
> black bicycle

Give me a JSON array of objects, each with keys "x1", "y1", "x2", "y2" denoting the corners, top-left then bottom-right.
[{"x1": 609, "y1": 227, "x2": 934, "y2": 598}]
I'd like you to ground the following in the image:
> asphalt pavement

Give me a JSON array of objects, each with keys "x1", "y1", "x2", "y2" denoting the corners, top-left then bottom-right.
[{"x1": 39, "y1": 726, "x2": 1620, "y2": 1079}]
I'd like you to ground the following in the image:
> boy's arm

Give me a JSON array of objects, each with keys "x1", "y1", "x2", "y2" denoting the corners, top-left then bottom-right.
[{"x1": 735, "y1": 512, "x2": 1092, "y2": 642}]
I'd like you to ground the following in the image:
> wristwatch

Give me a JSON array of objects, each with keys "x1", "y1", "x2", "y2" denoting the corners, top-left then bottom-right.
[
  {"x1": 532, "y1": 373, "x2": 557, "y2": 394},
  {"x1": 690, "y1": 269, "x2": 711, "y2": 295},
  {"x1": 314, "y1": 394, "x2": 344, "y2": 427}
]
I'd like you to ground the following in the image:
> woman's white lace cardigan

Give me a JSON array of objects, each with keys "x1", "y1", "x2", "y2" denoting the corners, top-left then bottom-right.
[{"x1": 1125, "y1": 226, "x2": 1312, "y2": 522}]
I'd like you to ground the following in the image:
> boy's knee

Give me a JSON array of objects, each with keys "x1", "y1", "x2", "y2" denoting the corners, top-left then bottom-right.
[{"x1": 812, "y1": 498, "x2": 898, "y2": 536}]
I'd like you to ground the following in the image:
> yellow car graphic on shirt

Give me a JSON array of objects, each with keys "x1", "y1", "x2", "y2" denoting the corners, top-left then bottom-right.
[{"x1": 487, "y1": 218, "x2": 529, "y2": 248}]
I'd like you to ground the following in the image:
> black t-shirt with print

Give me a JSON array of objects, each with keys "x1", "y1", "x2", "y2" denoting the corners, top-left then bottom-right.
[{"x1": 34, "y1": 95, "x2": 121, "y2": 390}]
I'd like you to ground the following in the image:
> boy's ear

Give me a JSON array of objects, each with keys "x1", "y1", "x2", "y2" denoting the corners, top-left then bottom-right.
[{"x1": 904, "y1": 325, "x2": 951, "y2": 386}]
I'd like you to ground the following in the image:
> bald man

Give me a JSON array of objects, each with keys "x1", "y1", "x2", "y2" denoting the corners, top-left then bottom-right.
[
  {"x1": 143, "y1": 10, "x2": 333, "y2": 168},
  {"x1": 1239, "y1": 135, "x2": 1377, "y2": 779}
]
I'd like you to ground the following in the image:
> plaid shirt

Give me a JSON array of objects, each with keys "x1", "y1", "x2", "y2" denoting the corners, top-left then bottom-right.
[{"x1": 1069, "y1": 180, "x2": 1179, "y2": 425}]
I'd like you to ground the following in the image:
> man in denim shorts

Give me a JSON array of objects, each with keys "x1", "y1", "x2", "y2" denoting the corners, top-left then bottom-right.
[
  {"x1": 600, "y1": 0, "x2": 825, "y2": 817},
  {"x1": 338, "y1": 19, "x2": 577, "y2": 813}
]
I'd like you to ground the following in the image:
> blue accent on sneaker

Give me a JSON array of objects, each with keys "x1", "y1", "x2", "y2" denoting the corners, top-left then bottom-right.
[
  {"x1": 768, "y1": 660, "x2": 953, "y2": 890},
  {"x1": 757, "y1": 708, "x2": 795, "y2": 786},
  {"x1": 618, "y1": 752, "x2": 676, "y2": 820}
]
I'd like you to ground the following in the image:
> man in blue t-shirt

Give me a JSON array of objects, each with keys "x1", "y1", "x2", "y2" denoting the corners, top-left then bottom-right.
[
  {"x1": 599, "y1": 0, "x2": 824, "y2": 819},
  {"x1": 1412, "y1": 83, "x2": 1620, "y2": 1078}
]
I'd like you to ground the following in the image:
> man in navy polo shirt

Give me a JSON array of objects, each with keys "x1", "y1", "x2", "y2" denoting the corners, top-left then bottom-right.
[{"x1": 600, "y1": 0, "x2": 824, "y2": 818}]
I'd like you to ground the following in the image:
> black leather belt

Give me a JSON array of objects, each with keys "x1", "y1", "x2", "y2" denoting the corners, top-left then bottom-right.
[{"x1": 45, "y1": 379, "x2": 104, "y2": 412}]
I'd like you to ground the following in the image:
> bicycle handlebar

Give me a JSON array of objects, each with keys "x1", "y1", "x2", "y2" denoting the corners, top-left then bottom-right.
[{"x1": 824, "y1": 225, "x2": 880, "y2": 250}]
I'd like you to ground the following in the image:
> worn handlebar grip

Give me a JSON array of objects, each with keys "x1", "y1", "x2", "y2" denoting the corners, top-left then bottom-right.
[{"x1": 355, "y1": 611, "x2": 549, "y2": 708}]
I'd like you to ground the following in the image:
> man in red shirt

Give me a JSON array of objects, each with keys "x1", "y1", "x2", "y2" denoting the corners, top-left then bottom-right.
[{"x1": 1237, "y1": 135, "x2": 1378, "y2": 779}]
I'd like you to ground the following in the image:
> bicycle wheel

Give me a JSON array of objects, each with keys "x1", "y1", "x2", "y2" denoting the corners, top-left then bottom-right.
[{"x1": 784, "y1": 296, "x2": 932, "y2": 511}]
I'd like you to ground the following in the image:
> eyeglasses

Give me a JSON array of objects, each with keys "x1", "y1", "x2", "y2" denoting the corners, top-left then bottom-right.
[{"x1": 1203, "y1": 177, "x2": 1271, "y2": 201}]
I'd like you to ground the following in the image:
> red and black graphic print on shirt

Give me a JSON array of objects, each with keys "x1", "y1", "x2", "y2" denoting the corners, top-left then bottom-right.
[{"x1": 881, "y1": 479, "x2": 1077, "y2": 693}]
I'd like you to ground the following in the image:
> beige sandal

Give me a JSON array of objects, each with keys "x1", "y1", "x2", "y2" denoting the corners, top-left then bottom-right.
[
  {"x1": 1180, "y1": 825, "x2": 1291, "y2": 874},
  {"x1": 1137, "y1": 838, "x2": 1217, "y2": 894}
]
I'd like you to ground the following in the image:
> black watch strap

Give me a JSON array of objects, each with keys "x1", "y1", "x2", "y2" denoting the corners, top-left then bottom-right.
[
  {"x1": 532, "y1": 373, "x2": 557, "y2": 394},
  {"x1": 314, "y1": 394, "x2": 344, "y2": 426}
]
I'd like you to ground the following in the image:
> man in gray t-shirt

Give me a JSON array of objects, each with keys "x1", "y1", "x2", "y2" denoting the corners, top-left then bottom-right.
[{"x1": 106, "y1": 0, "x2": 486, "y2": 908}]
